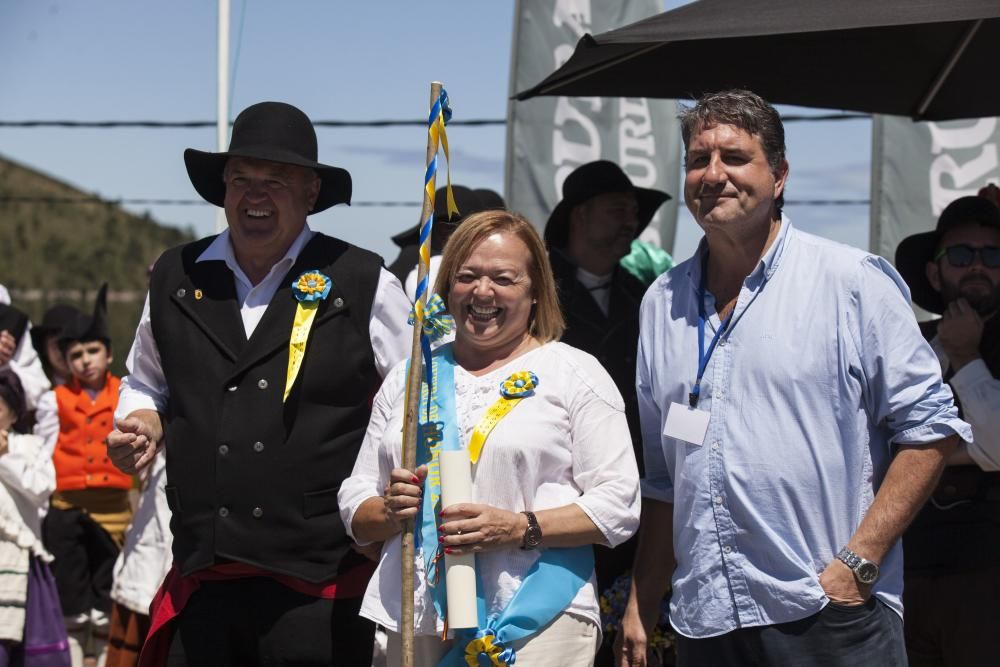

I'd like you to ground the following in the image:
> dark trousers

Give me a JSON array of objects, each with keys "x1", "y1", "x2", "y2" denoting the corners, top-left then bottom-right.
[
  {"x1": 42, "y1": 506, "x2": 118, "y2": 616},
  {"x1": 676, "y1": 597, "x2": 905, "y2": 667},
  {"x1": 905, "y1": 565, "x2": 1000, "y2": 667},
  {"x1": 165, "y1": 578, "x2": 374, "y2": 667}
]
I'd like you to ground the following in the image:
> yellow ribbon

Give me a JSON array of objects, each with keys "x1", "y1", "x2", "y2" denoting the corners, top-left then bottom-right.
[
  {"x1": 468, "y1": 397, "x2": 523, "y2": 464},
  {"x1": 467, "y1": 371, "x2": 538, "y2": 464},
  {"x1": 283, "y1": 301, "x2": 319, "y2": 401}
]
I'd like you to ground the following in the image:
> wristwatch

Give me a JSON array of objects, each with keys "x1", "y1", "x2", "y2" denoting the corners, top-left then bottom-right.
[
  {"x1": 836, "y1": 547, "x2": 880, "y2": 585},
  {"x1": 519, "y1": 511, "x2": 542, "y2": 550}
]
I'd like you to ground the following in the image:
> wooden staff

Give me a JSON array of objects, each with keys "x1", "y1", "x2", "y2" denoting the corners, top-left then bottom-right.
[{"x1": 400, "y1": 80, "x2": 443, "y2": 667}]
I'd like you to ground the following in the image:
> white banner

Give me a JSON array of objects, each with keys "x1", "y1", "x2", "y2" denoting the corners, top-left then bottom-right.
[
  {"x1": 871, "y1": 115, "x2": 1000, "y2": 262},
  {"x1": 504, "y1": 0, "x2": 681, "y2": 250}
]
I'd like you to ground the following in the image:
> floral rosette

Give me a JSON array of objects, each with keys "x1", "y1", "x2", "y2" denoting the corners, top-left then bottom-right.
[
  {"x1": 500, "y1": 371, "x2": 538, "y2": 399},
  {"x1": 291, "y1": 270, "x2": 332, "y2": 302},
  {"x1": 464, "y1": 629, "x2": 515, "y2": 667},
  {"x1": 599, "y1": 571, "x2": 674, "y2": 664}
]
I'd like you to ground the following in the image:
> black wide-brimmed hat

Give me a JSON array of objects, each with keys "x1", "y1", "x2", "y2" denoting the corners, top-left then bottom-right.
[
  {"x1": 29, "y1": 303, "x2": 82, "y2": 354},
  {"x1": 895, "y1": 196, "x2": 1000, "y2": 314},
  {"x1": 184, "y1": 101, "x2": 351, "y2": 213},
  {"x1": 59, "y1": 284, "x2": 110, "y2": 346},
  {"x1": 544, "y1": 160, "x2": 670, "y2": 248},
  {"x1": 391, "y1": 185, "x2": 493, "y2": 248}
]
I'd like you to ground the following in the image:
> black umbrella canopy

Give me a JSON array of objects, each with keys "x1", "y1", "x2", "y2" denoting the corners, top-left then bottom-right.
[{"x1": 515, "y1": 0, "x2": 1000, "y2": 121}]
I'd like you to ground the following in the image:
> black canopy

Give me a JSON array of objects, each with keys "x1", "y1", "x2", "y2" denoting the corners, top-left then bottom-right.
[{"x1": 515, "y1": 0, "x2": 1000, "y2": 121}]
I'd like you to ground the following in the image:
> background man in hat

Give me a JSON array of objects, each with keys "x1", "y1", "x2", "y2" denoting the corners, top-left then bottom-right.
[
  {"x1": 544, "y1": 160, "x2": 670, "y2": 666},
  {"x1": 106, "y1": 101, "x2": 411, "y2": 665},
  {"x1": 895, "y1": 191, "x2": 1000, "y2": 666},
  {"x1": 618, "y1": 89, "x2": 969, "y2": 667},
  {"x1": 386, "y1": 185, "x2": 505, "y2": 289}
]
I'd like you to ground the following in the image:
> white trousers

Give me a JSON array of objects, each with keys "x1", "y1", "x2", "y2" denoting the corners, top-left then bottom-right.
[{"x1": 386, "y1": 612, "x2": 599, "y2": 666}]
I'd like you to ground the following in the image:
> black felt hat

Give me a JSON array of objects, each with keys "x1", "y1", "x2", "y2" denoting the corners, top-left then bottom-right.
[
  {"x1": 0, "y1": 304, "x2": 29, "y2": 345},
  {"x1": 59, "y1": 284, "x2": 110, "y2": 346},
  {"x1": 184, "y1": 101, "x2": 352, "y2": 213},
  {"x1": 544, "y1": 160, "x2": 670, "y2": 248},
  {"x1": 896, "y1": 196, "x2": 1000, "y2": 314},
  {"x1": 28, "y1": 303, "x2": 82, "y2": 354},
  {"x1": 391, "y1": 185, "x2": 490, "y2": 248}
]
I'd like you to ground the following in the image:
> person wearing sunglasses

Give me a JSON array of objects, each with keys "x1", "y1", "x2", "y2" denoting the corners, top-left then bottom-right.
[{"x1": 895, "y1": 192, "x2": 1000, "y2": 666}]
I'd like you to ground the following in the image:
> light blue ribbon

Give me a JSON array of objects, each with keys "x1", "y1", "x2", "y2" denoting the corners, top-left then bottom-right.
[{"x1": 415, "y1": 344, "x2": 462, "y2": 623}]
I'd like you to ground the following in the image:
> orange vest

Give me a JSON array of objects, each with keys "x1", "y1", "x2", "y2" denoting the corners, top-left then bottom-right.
[{"x1": 53, "y1": 373, "x2": 132, "y2": 491}]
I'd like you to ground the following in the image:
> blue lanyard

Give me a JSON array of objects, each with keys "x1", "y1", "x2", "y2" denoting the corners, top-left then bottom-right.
[{"x1": 690, "y1": 265, "x2": 734, "y2": 408}]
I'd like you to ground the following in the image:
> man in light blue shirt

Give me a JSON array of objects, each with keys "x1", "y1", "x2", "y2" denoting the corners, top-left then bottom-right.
[{"x1": 617, "y1": 90, "x2": 972, "y2": 667}]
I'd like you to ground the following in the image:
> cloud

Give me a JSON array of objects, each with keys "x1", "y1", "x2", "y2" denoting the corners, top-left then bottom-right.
[{"x1": 337, "y1": 144, "x2": 504, "y2": 177}]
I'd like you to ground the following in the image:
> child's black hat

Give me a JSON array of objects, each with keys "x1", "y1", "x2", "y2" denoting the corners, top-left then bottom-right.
[{"x1": 59, "y1": 284, "x2": 110, "y2": 346}]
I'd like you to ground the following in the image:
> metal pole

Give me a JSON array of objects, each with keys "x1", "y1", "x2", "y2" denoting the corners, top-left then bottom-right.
[{"x1": 215, "y1": 0, "x2": 230, "y2": 233}]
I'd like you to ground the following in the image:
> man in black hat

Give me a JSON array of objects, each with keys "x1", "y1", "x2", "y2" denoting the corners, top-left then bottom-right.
[
  {"x1": 386, "y1": 185, "x2": 505, "y2": 289},
  {"x1": 106, "y1": 101, "x2": 411, "y2": 665},
  {"x1": 544, "y1": 160, "x2": 669, "y2": 666},
  {"x1": 895, "y1": 192, "x2": 1000, "y2": 666}
]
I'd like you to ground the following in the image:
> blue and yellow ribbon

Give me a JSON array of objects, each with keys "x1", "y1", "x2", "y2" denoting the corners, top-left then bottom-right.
[
  {"x1": 284, "y1": 271, "x2": 332, "y2": 401},
  {"x1": 413, "y1": 89, "x2": 459, "y2": 378},
  {"x1": 408, "y1": 293, "x2": 455, "y2": 344}
]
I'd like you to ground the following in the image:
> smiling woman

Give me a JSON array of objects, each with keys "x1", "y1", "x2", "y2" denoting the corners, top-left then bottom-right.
[
  {"x1": 433, "y1": 210, "x2": 563, "y2": 374},
  {"x1": 339, "y1": 210, "x2": 641, "y2": 665}
]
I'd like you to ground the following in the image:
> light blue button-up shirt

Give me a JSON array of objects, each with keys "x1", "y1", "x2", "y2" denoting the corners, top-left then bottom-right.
[{"x1": 637, "y1": 219, "x2": 972, "y2": 639}]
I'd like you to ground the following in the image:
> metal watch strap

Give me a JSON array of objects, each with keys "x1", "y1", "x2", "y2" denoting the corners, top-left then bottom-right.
[
  {"x1": 520, "y1": 510, "x2": 541, "y2": 550},
  {"x1": 836, "y1": 546, "x2": 879, "y2": 584},
  {"x1": 836, "y1": 547, "x2": 862, "y2": 570}
]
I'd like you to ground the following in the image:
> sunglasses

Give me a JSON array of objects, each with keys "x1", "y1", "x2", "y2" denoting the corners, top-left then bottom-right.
[{"x1": 934, "y1": 244, "x2": 1000, "y2": 269}]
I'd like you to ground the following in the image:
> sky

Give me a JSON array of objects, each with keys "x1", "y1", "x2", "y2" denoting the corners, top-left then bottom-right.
[{"x1": 0, "y1": 0, "x2": 872, "y2": 267}]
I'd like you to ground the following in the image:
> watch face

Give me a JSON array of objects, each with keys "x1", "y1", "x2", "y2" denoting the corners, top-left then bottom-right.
[
  {"x1": 524, "y1": 525, "x2": 542, "y2": 548},
  {"x1": 856, "y1": 562, "x2": 879, "y2": 585}
]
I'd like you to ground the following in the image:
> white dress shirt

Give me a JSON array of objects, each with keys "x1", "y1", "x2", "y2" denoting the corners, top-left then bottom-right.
[
  {"x1": 339, "y1": 341, "x2": 641, "y2": 636},
  {"x1": 117, "y1": 225, "x2": 413, "y2": 418},
  {"x1": 930, "y1": 337, "x2": 1000, "y2": 470},
  {"x1": 574, "y1": 267, "x2": 613, "y2": 316}
]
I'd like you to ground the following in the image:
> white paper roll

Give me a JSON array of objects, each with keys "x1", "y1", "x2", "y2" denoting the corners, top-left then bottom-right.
[{"x1": 439, "y1": 450, "x2": 478, "y2": 629}]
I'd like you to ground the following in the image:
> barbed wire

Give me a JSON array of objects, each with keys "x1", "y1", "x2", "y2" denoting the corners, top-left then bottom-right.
[
  {"x1": 0, "y1": 195, "x2": 869, "y2": 207},
  {"x1": 0, "y1": 113, "x2": 867, "y2": 129},
  {"x1": 0, "y1": 196, "x2": 424, "y2": 207}
]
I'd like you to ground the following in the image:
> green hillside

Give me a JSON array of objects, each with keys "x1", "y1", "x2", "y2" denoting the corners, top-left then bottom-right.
[{"x1": 0, "y1": 154, "x2": 195, "y2": 375}]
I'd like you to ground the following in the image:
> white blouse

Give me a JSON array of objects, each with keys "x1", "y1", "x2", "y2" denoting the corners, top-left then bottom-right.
[{"x1": 338, "y1": 341, "x2": 641, "y2": 635}]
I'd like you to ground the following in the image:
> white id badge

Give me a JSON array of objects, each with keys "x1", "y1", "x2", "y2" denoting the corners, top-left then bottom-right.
[{"x1": 664, "y1": 402, "x2": 711, "y2": 446}]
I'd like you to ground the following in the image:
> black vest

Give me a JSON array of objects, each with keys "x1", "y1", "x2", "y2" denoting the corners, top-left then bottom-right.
[
  {"x1": 549, "y1": 250, "x2": 646, "y2": 473},
  {"x1": 904, "y1": 316, "x2": 1000, "y2": 575},
  {"x1": 149, "y1": 233, "x2": 383, "y2": 582}
]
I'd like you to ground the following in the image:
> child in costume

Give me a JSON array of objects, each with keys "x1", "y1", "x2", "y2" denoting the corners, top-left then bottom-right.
[
  {"x1": 0, "y1": 368, "x2": 71, "y2": 666},
  {"x1": 43, "y1": 286, "x2": 133, "y2": 666}
]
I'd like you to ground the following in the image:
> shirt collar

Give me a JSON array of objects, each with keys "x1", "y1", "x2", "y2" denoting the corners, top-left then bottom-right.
[
  {"x1": 196, "y1": 223, "x2": 315, "y2": 286},
  {"x1": 688, "y1": 215, "x2": 794, "y2": 293}
]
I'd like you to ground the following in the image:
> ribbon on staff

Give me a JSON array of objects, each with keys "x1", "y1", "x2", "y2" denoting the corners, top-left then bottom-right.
[{"x1": 413, "y1": 89, "x2": 459, "y2": 391}]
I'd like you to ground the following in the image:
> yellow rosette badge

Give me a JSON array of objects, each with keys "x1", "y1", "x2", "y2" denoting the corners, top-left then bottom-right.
[
  {"x1": 500, "y1": 371, "x2": 538, "y2": 399},
  {"x1": 464, "y1": 632, "x2": 509, "y2": 667},
  {"x1": 284, "y1": 270, "x2": 332, "y2": 401}
]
